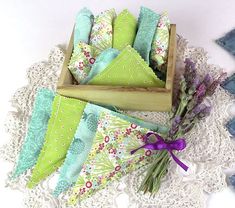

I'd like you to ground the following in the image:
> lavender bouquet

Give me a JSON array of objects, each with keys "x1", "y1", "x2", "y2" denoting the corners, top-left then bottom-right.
[{"x1": 137, "y1": 58, "x2": 226, "y2": 195}]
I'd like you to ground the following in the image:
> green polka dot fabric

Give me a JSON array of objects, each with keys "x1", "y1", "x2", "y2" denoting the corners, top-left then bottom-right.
[
  {"x1": 53, "y1": 103, "x2": 101, "y2": 197},
  {"x1": 27, "y1": 95, "x2": 87, "y2": 188},
  {"x1": 88, "y1": 46, "x2": 165, "y2": 87},
  {"x1": 113, "y1": 9, "x2": 137, "y2": 50}
]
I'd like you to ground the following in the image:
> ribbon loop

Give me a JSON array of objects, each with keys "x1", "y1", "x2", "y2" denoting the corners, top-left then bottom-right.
[{"x1": 131, "y1": 132, "x2": 188, "y2": 171}]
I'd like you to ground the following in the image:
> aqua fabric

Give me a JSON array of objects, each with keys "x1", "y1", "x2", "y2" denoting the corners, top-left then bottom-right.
[
  {"x1": 53, "y1": 103, "x2": 168, "y2": 196},
  {"x1": 216, "y1": 29, "x2": 235, "y2": 56},
  {"x1": 53, "y1": 103, "x2": 101, "y2": 197},
  {"x1": 133, "y1": 7, "x2": 160, "y2": 64},
  {"x1": 12, "y1": 88, "x2": 55, "y2": 178},
  {"x1": 74, "y1": 7, "x2": 94, "y2": 47},
  {"x1": 80, "y1": 48, "x2": 120, "y2": 84},
  {"x1": 27, "y1": 95, "x2": 87, "y2": 189}
]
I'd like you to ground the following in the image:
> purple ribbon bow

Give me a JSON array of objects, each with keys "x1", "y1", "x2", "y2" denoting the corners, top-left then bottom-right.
[{"x1": 130, "y1": 132, "x2": 189, "y2": 171}]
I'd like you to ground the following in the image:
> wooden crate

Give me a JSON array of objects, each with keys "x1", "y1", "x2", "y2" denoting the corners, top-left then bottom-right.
[{"x1": 57, "y1": 24, "x2": 176, "y2": 111}]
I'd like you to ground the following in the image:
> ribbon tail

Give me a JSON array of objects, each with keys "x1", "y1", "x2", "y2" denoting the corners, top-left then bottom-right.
[
  {"x1": 130, "y1": 145, "x2": 145, "y2": 155},
  {"x1": 169, "y1": 151, "x2": 189, "y2": 171},
  {"x1": 130, "y1": 143, "x2": 158, "y2": 155}
]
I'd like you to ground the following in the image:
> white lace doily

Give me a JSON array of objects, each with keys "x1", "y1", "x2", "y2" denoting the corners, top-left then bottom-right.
[{"x1": 1, "y1": 36, "x2": 235, "y2": 208}]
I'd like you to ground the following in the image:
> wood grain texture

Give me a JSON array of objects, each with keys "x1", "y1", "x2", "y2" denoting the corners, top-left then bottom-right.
[
  {"x1": 165, "y1": 24, "x2": 176, "y2": 91},
  {"x1": 57, "y1": 86, "x2": 171, "y2": 111},
  {"x1": 57, "y1": 24, "x2": 176, "y2": 112}
]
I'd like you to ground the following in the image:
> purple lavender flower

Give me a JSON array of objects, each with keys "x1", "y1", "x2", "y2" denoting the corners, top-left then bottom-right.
[
  {"x1": 206, "y1": 72, "x2": 227, "y2": 96},
  {"x1": 174, "y1": 116, "x2": 181, "y2": 124},
  {"x1": 169, "y1": 116, "x2": 182, "y2": 138},
  {"x1": 192, "y1": 103, "x2": 206, "y2": 115},
  {"x1": 198, "y1": 105, "x2": 212, "y2": 118},
  {"x1": 184, "y1": 59, "x2": 197, "y2": 89},
  {"x1": 185, "y1": 103, "x2": 209, "y2": 122},
  {"x1": 172, "y1": 89, "x2": 180, "y2": 112},
  {"x1": 196, "y1": 83, "x2": 207, "y2": 98},
  {"x1": 188, "y1": 75, "x2": 200, "y2": 95},
  {"x1": 169, "y1": 128, "x2": 178, "y2": 138},
  {"x1": 203, "y1": 74, "x2": 213, "y2": 87},
  {"x1": 184, "y1": 111, "x2": 195, "y2": 120},
  {"x1": 193, "y1": 76, "x2": 200, "y2": 88},
  {"x1": 184, "y1": 58, "x2": 196, "y2": 72},
  {"x1": 170, "y1": 59, "x2": 216, "y2": 139},
  {"x1": 181, "y1": 122, "x2": 194, "y2": 134}
]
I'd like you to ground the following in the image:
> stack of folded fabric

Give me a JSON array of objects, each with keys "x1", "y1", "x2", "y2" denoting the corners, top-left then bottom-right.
[
  {"x1": 12, "y1": 6, "x2": 172, "y2": 206},
  {"x1": 68, "y1": 6, "x2": 171, "y2": 86}
]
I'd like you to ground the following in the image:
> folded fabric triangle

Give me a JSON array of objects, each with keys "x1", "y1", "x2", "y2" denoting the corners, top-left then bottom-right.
[
  {"x1": 68, "y1": 110, "x2": 168, "y2": 204},
  {"x1": 226, "y1": 118, "x2": 235, "y2": 137},
  {"x1": 216, "y1": 29, "x2": 235, "y2": 56},
  {"x1": 53, "y1": 102, "x2": 168, "y2": 196},
  {"x1": 74, "y1": 7, "x2": 94, "y2": 47},
  {"x1": 113, "y1": 9, "x2": 137, "y2": 50},
  {"x1": 221, "y1": 73, "x2": 235, "y2": 95},
  {"x1": 53, "y1": 103, "x2": 101, "y2": 197},
  {"x1": 151, "y1": 11, "x2": 170, "y2": 70},
  {"x1": 221, "y1": 74, "x2": 235, "y2": 137},
  {"x1": 27, "y1": 95, "x2": 86, "y2": 188},
  {"x1": 88, "y1": 46, "x2": 165, "y2": 87},
  {"x1": 133, "y1": 7, "x2": 160, "y2": 64},
  {"x1": 12, "y1": 88, "x2": 55, "y2": 178},
  {"x1": 80, "y1": 48, "x2": 120, "y2": 84},
  {"x1": 90, "y1": 9, "x2": 116, "y2": 51},
  {"x1": 68, "y1": 42, "x2": 100, "y2": 83}
]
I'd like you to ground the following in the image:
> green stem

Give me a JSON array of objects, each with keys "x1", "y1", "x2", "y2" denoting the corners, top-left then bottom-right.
[
  {"x1": 138, "y1": 151, "x2": 169, "y2": 194},
  {"x1": 175, "y1": 99, "x2": 187, "y2": 117}
]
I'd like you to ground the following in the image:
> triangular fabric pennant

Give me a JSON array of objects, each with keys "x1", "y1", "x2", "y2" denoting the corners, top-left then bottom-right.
[
  {"x1": 88, "y1": 46, "x2": 165, "y2": 87},
  {"x1": 12, "y1": 88, "x2": 55, "y2": 178},
  {"x1": 68, "y1": 110, "x2": 168, "y2": 204},
  {"x1": 53, "y1": 103, "x2": 101, "y2": 197},
  {"x1": 27, "y1": 95, "x2": 87, "y2": 188},
  {"x1": 80, "y1": 48, "x2": 120, "y2": 84},
  {"x1": 53, "y1": 102, "x2": 168, "y2": 196},
  {"x1": 90, "y1": 9, "x2": 116, "y2": 51},
  {"x1": 113, "y1": 9, "x2": 137, "y2": 50},
  {"x1": 74, "y1": 7, "x2": 94, "y2": 47},
  {"x1": 133, "y1": 7, "x2": 160, "y2": 64},
  {"x1": 151, "y1": 11, "x2": 170, "y2": 70},
  {"x1": 68, "y1": 42, "x2": 100, "y2": 83}
]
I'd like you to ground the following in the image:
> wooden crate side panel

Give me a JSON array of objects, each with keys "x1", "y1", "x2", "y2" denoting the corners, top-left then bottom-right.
[
  {"x1": 57, "y1": 86, "x2": 172, "y2": 111},
  {"x1": 165, "y1": 24, "x2": 176, "y2": 91}
]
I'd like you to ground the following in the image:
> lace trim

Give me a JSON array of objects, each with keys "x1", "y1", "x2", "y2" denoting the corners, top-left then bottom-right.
[{"x1": 1, "y1": 36, "x2": 235, "y2": 208}]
